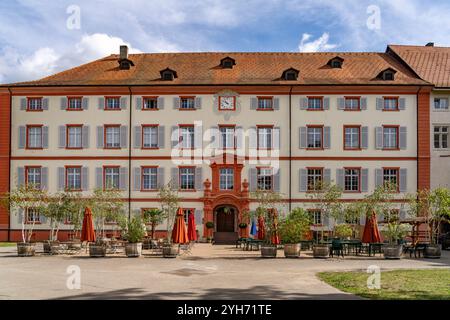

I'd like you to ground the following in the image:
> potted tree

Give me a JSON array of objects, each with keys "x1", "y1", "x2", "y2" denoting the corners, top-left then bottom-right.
[
  {"x1": 308, "y1": 182, "x2": 343, "y2": 258},
  {"x1": 88, "y1": 188, "x2": 124, "y2": 257},
  {"x1": 381, "y1": 222, "x2": 410, "y2": 259},
  {"x1": 64, "y1": 192, "x2": 86, "y2": 250},
  {"x1": 118, "y1": 215, "x2": 146, "y2": 257},
  {"x1": 2, "y1": 184, "x2": 48, "y2": 257},
  {"x1": 158, "y1": 181, "x2": 181, "y2": 258},
  {"x1": 251, "y1": 189, "x2": 286, "y2": 258},
  {"x1": 279, "y1": 208, "x2": 311, "y2": 258},
  {"x1": 43, "y1": 192, "x2": 72, "y2": 254},
  {"x1": 409, "y1": 188, "x2": 450, "y2": 258}
]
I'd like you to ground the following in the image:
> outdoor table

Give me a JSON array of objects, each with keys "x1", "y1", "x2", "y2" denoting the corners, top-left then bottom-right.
[
  {"x1": 341, "y1": 240, "x2": 362, "y2": 255},
  {"x1": 245, "y1": 239, "x2": 263, "y2": 251}
]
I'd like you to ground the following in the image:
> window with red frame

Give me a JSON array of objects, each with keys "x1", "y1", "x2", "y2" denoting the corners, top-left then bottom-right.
[
  {"x1": 26, "y1": 208, "x2": 41, "y2": 223},
  {"x1": 383, "y1": 126, "x2": 398, "y2": 149},
  {"x1": 142, "y1": 167, "x2": 157, "y2": 190},
  {"x1": 105, "y1": 125, "x2": 121, "y2": 148},
  {"x1": 219, "y1": 126, "x2": 235, "y2": 149},
  {"x1": 142, "y1": 126, "x2": 158, "y2": 148},
  {"x1": 180, "y1": 97, "x2": 195, "y2": 110},
  {"x1": 344, "y1": 126, "x2": 360, "y2": 149},
  {"x1": 179, "y1": 167, "x2": 195, "y2": 190},
  {"x1": 27, "y1": 98, "x2": 42, "y2": 111},
  {"x1": 307, "y1": 126, "x2": 322, "y2": 149},
  {"x1": 179, "y1": 126, "x2": 195, "y2": 149},
  {"x1": 344, "y1": 168, "x2": 360, "y2": 192},
  {"x1": 383, "y1": 97, "x2": 398, "y2": 111},
  {"x1": 66, "y1": 167, "x2": 81, "y2": 191},
  {"x1": 383, "y1": 168, "x2": 398, "y2": 190},
  {"x1": 105, "y1": 97, "x2": 120, "y2": 110},
  {"x1": 27, "y1": 126, "x2": 42, "y2": 149},
  {"x1": 67, "y1": 125, "x2": 82, "y2": 149},
  {"x1": 257, "y1": 168, "x2": 273, "y2": 190},
  {"x1": 219, "y1": 168, "x2": 234, "y2": 190},
  {"x1": 307, "y1": 168, "x2": 323, "y2": 191},
  {"x1": 143, "y1": 97, "x2": 158, "y2": 110},
  {"x1": 308, "y1": 97, "x2": 322, "y2": 110},
  {"x1": 308, "y1": 209, "x2": 322, "y2": 224},
  {"x1": 257, "y1": 127, "x2": 273, "y2": 149},
  {"x1": 257, "y1": 97, "x2": 273, "y2": 110},
  {"x1": 104, "y1": 167, "x2": 120, "y2": 190},
  {"x1": 68, "y1": 97, "x2": 82, "y2": 110},
  {"x1": 26, "y1": 167, "x2": 41, "y2": 189},
  {"x1": 344, "y1": 97, "x2": 360, "y2": 110}
]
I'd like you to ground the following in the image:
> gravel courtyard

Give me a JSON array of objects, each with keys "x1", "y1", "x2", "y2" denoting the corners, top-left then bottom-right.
[{"x1": 0, "y1": 244, "x2": 449, "y2": 300}]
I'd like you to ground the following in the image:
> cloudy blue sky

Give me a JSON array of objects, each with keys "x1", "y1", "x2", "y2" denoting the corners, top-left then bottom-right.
[{"x1": 1, "y1": 0, "x2": 449, "y2": 83}]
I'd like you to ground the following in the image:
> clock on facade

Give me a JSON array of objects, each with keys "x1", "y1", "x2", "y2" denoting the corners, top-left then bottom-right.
[{"x1": 219, "y1": 96, "x2": 235, "y2": 110}]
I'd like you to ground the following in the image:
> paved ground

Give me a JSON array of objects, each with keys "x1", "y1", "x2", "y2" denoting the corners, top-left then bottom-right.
[{"x1": 0, "y1": 244, "x2": 449, "y2": 300}]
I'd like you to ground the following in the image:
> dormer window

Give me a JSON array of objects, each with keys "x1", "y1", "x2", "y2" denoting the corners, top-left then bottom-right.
[
  {"x1": 328, "y1": 56, "x2": 344, "y2": 68},
  {"x1": 160, "y1": 68, "x2": 178, "y2": 81},
  {"x1": 378, "y1": 68, "x2": 397, "y2": 81},
  {"x1": 282, "y1": 68, "x2": 299, "y2": 81},
  {"x1": 220, "y1": 57, "x2": 236, "y2": 69},
  {"x1": 117, "y1": 45, "x2": 134, "y2": 70}
]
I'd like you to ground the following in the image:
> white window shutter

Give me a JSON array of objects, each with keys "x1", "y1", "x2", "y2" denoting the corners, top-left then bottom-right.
[
  {"x1": 157, "y1": 167, "x2": 165, "y2": 188},
  {"x1": 41, "y1": 167, "x2": 48, "y2": 190},
  {"x1": 42, "y1": 126, "x2": 49, "y2": 149},
  {"x1": 120, "y1": 126, "x2": 128, "y2": 148},
  {"x1": 95, "y1": 167, "x2": 103, "y2": 189},
  {"x1": 119, "y1": 167, "x2": 128, "y2": 190},
  {"x1": 399, "y1": 127, "x2": 407, "y2": 149},
  {"x1": 20, "y1": 98, "x2": 27, "y2": 110},
  {"x1": 17, "y1": 167, "x2": 25, "y2": 187},
  {"x1": 273, "y1": 127, "x2": 280, "y2": 151},
  {"x1": 360, "y1": 97, "x2": 367, "y2": 110},
  {"x1": 18, "y1": 126, "x2": 26, "y2": 149},
  {"x1": 82, "y1": 125, "x2": 90, "y2": 148},
  {"x1": 250, "y1": 97, "x2": 258, "y2": 110},
  {"x1": 97, "y1": 126, "x2": 104, "y2": 148},
  {"x1": 337, "y1": 98, "x2": 345, "y2": 110},
  {"x1": 375, "y1": 127, "x2": 383, "y2": 149},
  {"x1": 376, "y1": 98, "x2": 383, "y2": 110},
  {"x1": 336, "y1": 169, "x2": 344, "y2": 189},
  {"x1": 399, "y1": 169, "x2": 407, "y2": 192},
  {"x1": 157, "y1": 97, "x2": 165, "y2": 109},
  {"x1": 120, "y1": 97, "x2": 127, "y2": 110},
  {"x1": 173, "y1": 97, "x2": 180, "y2": 109},
  {"x1": 195, "y1": 209, "x2": 203, "y2": 226},
  {"x1": 195, "y1": 97, "x2": 202, "y2": 109},
  {"x1": 158, "y1": 126, "x2": 165, "y2": 148},
  {"x1": 170, "y1": 168, "x2": 179, "y2": 189},
  {"x1": 210, "y1": 126, "x2": 219, "y2": 149},
  {"x1": 134, "y1": 167, "x2": 141, "y2": 191},
  {"x1": 81, "y1": 167, "x2": 89, "y2": 191},
  {"x1": 323, "y1": 169, "x2": 331, "y2": 183},
  {"x1": 60, "y1": 97, "x2": 67, "y2": 110},
  {"x1": 98, "y1": 97, "x2": 105, "y2": 110},
  {"x1": 375, "y1": 169, "x2": 383, "y2": 188},
  {"x1": 273, "y1": 169, "x2": 280, "y2": 192},
  {"x1": 323, "y1": 127, "x2": 331, "y2": 149},
  {"x1": 171, "y1": 126, "x2": 179, "y2": 149},
  {"x1": 42, "y1": 98, "x2": 49, "y2": 110},
  {"x1": 57, "y1": 167, "x2": 65, "y2": 191},
  {"x1": 82, "y1": 97, "x2": 89, "y2": 110},
  {"x1": 299, "y1": 127, "x2": 307, "y2": 149},
  {"x1": 58, "y1": 126, "x2": 66, "y2": 148},
  {"x1": 361, "y1": 169, "x2": 368, "y2": 192},
  {"x1": 300, "y1": 97, "x2": 308, "y2": 110},
  {"x1": 249, "y1": 168, "x2": 257, "y2": 191},
  {"x1": 249, "y1": 126, "x2": 257, "y2": 149},
  {"x1": 399, "y1": 98, "x2": 406, "y2": 110},
  {"x1": 194, "y1": 124, "x2": 203, "y2": 149},
  {"x1": 299, "y1": 169, "x2": 307, "y2": 192},
  {"x1": 134, "y1": 126, "x2": 141, "y2": 149},
  {"x1": 136, "y1": 97, "x2": 142, "y2": 110},
  {"x1": 361, "y1": 127, "x2": 368, "y2": 149},
  {"x1": 273, "y1": 98, "x2": 280, "y2": 110},
  {"x1": 323, "y1": 98, "x2": 330, "y2": 110},
  {"x1": 195, "y1": 167, "x2": 203, "y2": 190}
]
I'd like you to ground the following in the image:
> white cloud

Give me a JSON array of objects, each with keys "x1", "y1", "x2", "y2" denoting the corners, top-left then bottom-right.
[
  {"x1": 298, "y1": 33, "x2": 338, "y2": 52},
  {"x1": 0, "y1": 33, "x2": 143, "y2": 83}
]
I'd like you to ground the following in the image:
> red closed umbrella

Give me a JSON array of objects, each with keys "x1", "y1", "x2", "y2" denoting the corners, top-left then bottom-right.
[
  {"x1": 172, "y1": 208, "x2": 189, "y2": 244},
  {"x1": 257, "y1": 216, "x2": 265, "y2": 240},
  {"x1": 81, "y1": 207, "x2": 96, "y2": 243},
  {"x1": 362, "y1": 211, "x2": 382, "y2": 243},
  {"x1": 187, "y1": 212, "x2": 197, "y2": 242}
]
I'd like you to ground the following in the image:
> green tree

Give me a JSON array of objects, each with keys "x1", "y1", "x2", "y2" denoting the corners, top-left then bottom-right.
[
  {"x1": 278, "y1": 208, "x2": 312, "y2": 244},
  {"x1": 142, "y1": 208, "x2": 165, "y2": 239},
  {"x1": 158, "y1": 181, "x2": 180, "y2": 243}
]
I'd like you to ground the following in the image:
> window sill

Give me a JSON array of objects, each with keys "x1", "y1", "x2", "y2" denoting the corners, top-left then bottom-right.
[
  {"x1": 26, "y1": 147, "x2": 43, "y2": 150},
  {"x1": 65, "y1": 109, "x2": 83, "y2": 111},
  {"x1": 141, "y1": 108, "x2": 159, "y2": 111},
  {"x1": 66, "y1": 147, "x2": 83, "y2": 150},
  {"x1": 343, "y1": 190, "x2": 361, "y2": 194},
  {"x1": 306, "y1": 148, "x2": 324, "y2": 151},
  {"x1": 140, "y1": 189, "x2": 158, "y2": 192},
  {"x1": 178, "y1": 189, "x2": 197, "y2": 192},
  {"x1": 65, "y1": 189, "x2": 82, "y2": 192},
  {"x1": 306, "y1": 109, "x2": 324, "y2": 111},
  {"x1": 178, "y1": 109, "x2": 197, "y2": 111},
  {"x1": 104, "y1": 147, "x2": 122, "y2": 150},
  {"x1": 343, "y1": 148, "x2": 362, "y2": 151},
  {"x1": 103, "y1": 108, "x2": 122, "y2": 111},
  {"x1": 381, "y1": 148, "x2": 400, "y2": 151},
  {"x1": 343, "y1": 109, "x2": 361, "y2": 112},
  {"x1": 141, "y1": 147, "x2": 160, "y2": 150},
  {"x1": 26, "y1": 109, "x2": 43, "y2": 112},
  {"x1": 382, "y1": 109, "x2": 400, "y2": 112},
  {"x1": 25, "y1": 222, "x2": 41, "y2": 225},
  {"x1": 256, "y1": 108, "x2": 274, "y2": 111},
  {"x1": 432, "y1": 109, "x2": 450, "y2": 112}
]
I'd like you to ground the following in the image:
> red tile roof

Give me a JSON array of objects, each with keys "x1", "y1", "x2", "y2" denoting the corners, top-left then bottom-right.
[
  {"x1": 388, "y1": 45, "x2": 450, "y2": 88},
  {"x1": 5, "y1": 51, "x2": 429, "y2": 87}
]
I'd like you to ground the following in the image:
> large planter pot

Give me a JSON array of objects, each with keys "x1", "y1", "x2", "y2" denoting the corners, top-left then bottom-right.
[
  {"x1": 261, "y1": 245, "x2": 277, "y2": 258},
  {"x1": 284, "y1": 243, "x2": 301, "y2": 258},
  {"x1": 162, "y1": 245, "x2": 179, "y2": 258},
  {"x1": 424, "y1": 244, "x2": 441, "y2": 259},
  {"x1": 89, "y1": 244, "x2": 106, "y2": 257},
  {"x1": 313, "y1": 244, "x2": 330, "y2": 259},
  {"x1": 383, "y1": 244, "x2": 403, "y2": 259},
  {"x1": 125, "y1": 242, "x2": 143, "y2": 257},
  {"x1": 17, "y1": 243, "x2": 35, "y2": 257}
]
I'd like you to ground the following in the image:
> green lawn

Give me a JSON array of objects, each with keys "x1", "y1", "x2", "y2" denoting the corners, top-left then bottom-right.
[
  {"x1": 318, "y1": 269, "x2": 450, "y2": 300},
  {"x1": 0, "y1": 242, "x2": 16, "y2": 247}
]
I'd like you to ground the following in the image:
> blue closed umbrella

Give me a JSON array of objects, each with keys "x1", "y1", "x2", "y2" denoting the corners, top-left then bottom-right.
[{"x1": 250, "y1": 217, "x2": 257, "y2": 237}]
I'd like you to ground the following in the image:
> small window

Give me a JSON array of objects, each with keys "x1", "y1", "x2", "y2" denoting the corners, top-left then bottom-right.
[
  {"x1": 383, "y1": 71, "x2": 394, "y2": 80},
  {"x1": 66, "y1": 167, "x2": 81, "y2": 191},
  {"x1": 257, "y1": 97, "x2": 273, "y2": 110},
  {"x1": 27, "y1": 98, "x2": 43, "y2": 111},
  {"x1": 345, "y1": 97, "x2": 360, "y2": 110},
  {"x1": 142, "y1": 126, "x2": 158, "y2": 149},
  {"x1": 68, "y1": 97, "x2": 82, "y2": 110},
  {"x1": 219, "y1": 168, "x2": 234, "y2": 190},
  {"x1": 383, "y1": 126, "x2": 398, "y2": 149},
  {"x1": 105, "y1": 126, "x2": 121, "y2": 149},
  {"x1": 344, "y1": 168, "x2": 360, "y2": 192},
  {"x1": 219, "y1": 126, "x2": 235, "y2": 149},
  {"x1": 257, "y1": 168, "x2": 273, "y2": 191},
  {"x1": 160, "y1": 69, "x2": 177, "y2": 81},
  {"x1": 179, "y1": 167, "x2": 195, "y2": 190},
  {"x1": 104, "y1": 167, "x2": 120, "y2": 190},
  {"x1": 307, "y1": 168, "x2": 323, "y2": 191},
  {"x1": 434, "y1": 98, "x2": 449, "y2": 110},
  {"x1": 27, "y1": 126, "x2": 42, "y2": 149},
  {"x1": 180, "y1": 97, "x2": 195, "y2": 110},
  {"x1": 383, "y1": 168, "x2": 398, "y2": 190},
  {"x1": 105, "y1": 97, "x2": 120, "y2": 110},
  {"x1": 26, "y1": 208, "x2": 41, "y2": 224},
  {"x1": 26, "y1": 167, "x2": 41, "y2": 189},
  {"x1": 282, "y1": 68, "x2": 299, "y2": 81},
  {"x1": 142, "y1": 167, "x2": 158, "y2": 190},
  {"x1": 143, "y1": 97, "x2": 158, "y2": 110},
  {"x1": 307, "y1": 127, "x2": 323, "y2": 149},
  {"x1": 331, "y1": 60, "x2": 342, "y2": 68},
  {"x1": 383, "y1": 97, "x2": 398, "y2": 111},
  {"x1": 308, "y1": 97, "x2": 322, "y2": 110},
  {"x1": 344, "y1": 126, "x2": 360, "y2": 150},
  {"x1": 434, "y1": 126, "x2": 449, "y2": 149}
]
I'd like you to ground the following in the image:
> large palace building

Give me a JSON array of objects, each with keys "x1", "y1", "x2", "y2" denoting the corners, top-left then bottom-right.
[{"x1": 1, "y1": 43, "x2": 448, "y2": 243}]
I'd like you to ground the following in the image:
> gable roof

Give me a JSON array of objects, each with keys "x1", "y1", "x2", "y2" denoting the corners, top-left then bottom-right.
[
  {"x1": 388, "y1": 44, "x2": 450, "y2": 88},
  {"x1": 4, "y1": 51, "x2": 429, "y2": 87}
]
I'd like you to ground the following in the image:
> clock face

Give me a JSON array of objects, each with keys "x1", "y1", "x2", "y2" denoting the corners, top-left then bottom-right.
[{"x1": 220, "y1": 96, "x2": 235, "y2": 110}]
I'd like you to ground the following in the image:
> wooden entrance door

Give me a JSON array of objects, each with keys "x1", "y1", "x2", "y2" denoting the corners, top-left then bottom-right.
[{"x1": 216, "y1": 207, "x2": 235, "y2": 232}]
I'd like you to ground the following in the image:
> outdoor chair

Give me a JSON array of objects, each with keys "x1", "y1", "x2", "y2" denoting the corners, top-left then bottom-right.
[
  {"x1": 330, "y1": 240, "x2": 344, "y2": 258},
  {"x1": 412, "y1": 243, "x2": 428, "y2": 258}
]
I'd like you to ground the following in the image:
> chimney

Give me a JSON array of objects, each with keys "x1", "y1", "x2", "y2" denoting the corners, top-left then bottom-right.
[
  {"x1": 119, "y1": 45, "x2": 128, "y2": 60},
  {"x1": 425, "y1": 42, "x2": 434, "y2": 47}
]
